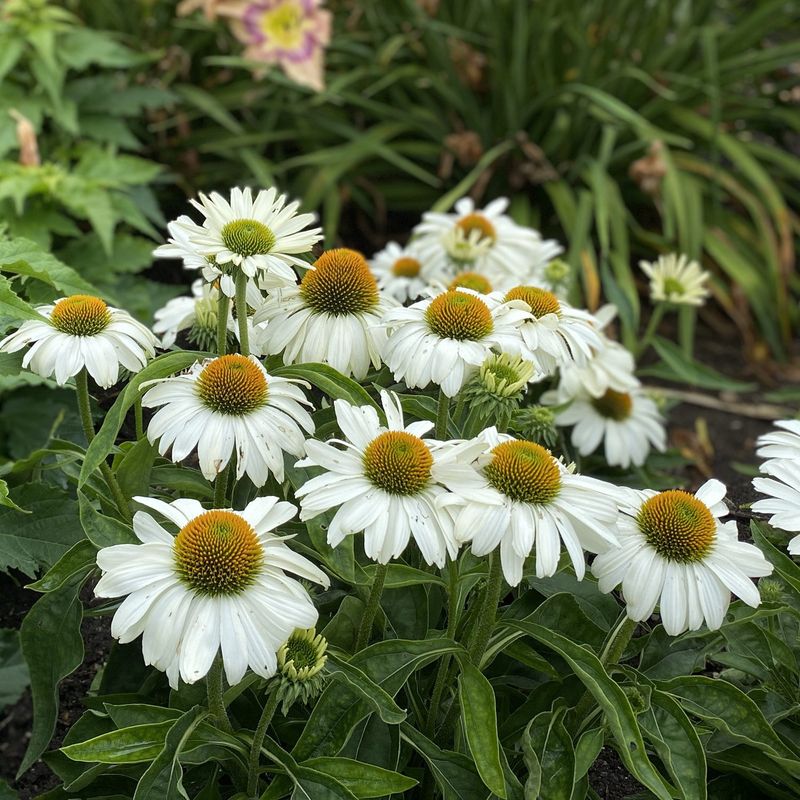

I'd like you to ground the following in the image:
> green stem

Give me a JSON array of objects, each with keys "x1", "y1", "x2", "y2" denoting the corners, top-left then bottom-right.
[
  {"x1": 217, "y1": 292, "x2": 231, "y2": 357},
  {"x1": 435, "y1": 388, "x2": 449, "y2": 439},
  {"x1": 213, "y1": 462, "x2": 232, "y2": 509},
  {"x1": 425, "y1": 558, "x2": 460, "y2": 737},
  {"x1": 355, "y1": 562, "x2": 388, "y2": 651},
  {"x1": 467, "y1": 552, "x2": 504, "y2": 666},
  {"x1": 134, "y1": 399, "x2": 144, "y2": 440},
  {"x1": 452, "y1": 395, "x2": 466, "y2": 432},
  {"x1": 234, "y1": 271, "x2": 250, "y2": 356},
  {"x1": 573, "y1": 615, "x2": 638, "y2": 726},
  {"x1": 75, "y1": 369, "x2": 131, "y2": 522},
  {"x1": 247, "y1": 687, "x2": 280, "y2": 797},
  {"x1": 637, "y1": 304, "x2": 666, "y2": 358},
  {"x1": 678, "y1": 304, "x2": 696, "y2": 360},
  {"x1": 206, "y1": 655, "x2": 233, "y2": 734}
]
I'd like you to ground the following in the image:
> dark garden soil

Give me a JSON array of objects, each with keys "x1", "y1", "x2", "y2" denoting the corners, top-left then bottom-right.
[{"x1": 0, "y1": 321, "x2": 797, "y2": 799}]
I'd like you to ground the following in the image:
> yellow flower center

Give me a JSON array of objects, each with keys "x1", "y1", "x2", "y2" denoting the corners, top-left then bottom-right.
[
  {"x1": 196, "y1": 354, "x2": 268, "y2": 415},
  {"x1": 50, "y1": 295, "x2": 111, "y2": 336},
  {"x1": 425, "y1": 290, "x2": 494, "y2": 341},
  {"x1": 300, "y1": 248, "x2": 379, "y2": 316},
  {"x1": 448, "y1": 271, "x2": 492, "y2": 294},
  {"x1": 484, "y1": 440, "x2": 561, "y2": 504},
  {"x1": 174, "y1": 510, "x2": 263, "y2": 595},
  {"x1": 591, "y1": 389, "x2": 633, "y2": 421},
  {"x1": 505, "y1": 286, "x2": 561, "y2": 318},
  {"x1": 663, "y1": 277, "x2": 685, "y2": 297},
  {"x1": 456, "y1": 212, "x2": 496, "y2": 243},
  {"x1": 221, "y1": 218, "x2": 276, "y2": 257},
  {"x1": 362, "y1": 431, "x2": 433, "y2": 495},
  {"x1": 392, "y1": 256, "x2": 421, "y2": 278},
  {"x1": 637, "y1": 490, "x2": 717, "y2": 563},
  {"x1": 260, "y1": 3, "x2": 304, "y2": 49}
]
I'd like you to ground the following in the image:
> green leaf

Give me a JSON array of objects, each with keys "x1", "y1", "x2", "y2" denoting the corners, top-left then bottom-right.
[
  {"x1": 114, "y1": 437, "x2": 157, "y2": 500},
  {"x1": 659, "y1": 675, "x2": 799, "y2": 765},
  {"x1": 293, "y1": 638, "x2": 462, "y2": 760},
  {"x1": 27, "y1": 539, "x2": 98, "y2": 593},
  {"x1": 79, "y1": 491, "x2": 137, "y2": 548},
  {"x1": 400, "y1": 724, "x2": 490, "y2": 800},
  {"x1": 0, "y1": 478, "x2": 27, "y2": 512},
  {"x1": 504, "y1": 621, "x2": 673, "y2": 800},
  {"x1": 750, "y1": 519, "x2": 800, "y2": 596},
  {"x1": 133, "y1": 707, "x2": 207, "y2": 800},
  {"x1": 18, "y1": 574, "x2": 85, "y2": 776},
  {"x1": 0, "y1": 275, "x2": 47, "y2": 322},
  {"x1": 324, "y1": 652, "x2": 407, "y2": 724},
  {"x1": 523, "y1": 710, "x2": 575, "y2": 800},
  {"x1": 302, "y1": 757, "x2": 417, "y2": 798},
  {"x1": 261, "y1": 736, "x2": 358, "y2": 800},
  {"x1": 0, "y1": 237, "x2": 100, "y2": 297},
  {"x1": 63, "y1": 720, "x2": 173, "y2": 763},
  {"x1": 639, "y1": 689, "x2": 708, "y2": 800},
  {"x1": 642, "y1": 337, "x2": 756, "y2": 392},
  {"x1": 0, "y1": 628, "x2": 29, "y2": 709},
  {"x1": 79, "y1": 351, "x2": 208, "y2": 487},
  {"x1": 457, "y1": 661, "x2": 506, "y2": 798},
  {"x1": 0, "y1": 483, "x2": 85, "y2": 578},
  {"x1": 273, "y1": 363, "x2": 378, "y2": 409},
  {"x1": 360, "y1": 563, "x2": 446, "y2": 588}
]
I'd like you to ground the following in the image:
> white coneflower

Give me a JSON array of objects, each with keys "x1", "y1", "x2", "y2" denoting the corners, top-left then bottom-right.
[
  {"x1": 447, "y1": 270, "x2": 496, "y2": 295},
  {"x1": 370, "y1": 241, "x2": 432, "y2": 303},
  {"x1": 95, "y1": 495, "x2": 329, "y2": 687},
  {"x1": 0, "y1": 295, "x2": 156, "y2": 387},
  {"x1": 639, "y1": 253, "x2": 710, "y2": 307},
  {"x1": 557, "y1": 336, "x2": 640, "y2": 399},
  {"x1": 501, "y1": 286, "x2": 602, "y2": 375},
  {"x1": 255, "y1": 248, "x2": 394, "y2": 380},
  {"x1": 752, "y1": 459, "x2": 800, "y2": 554},
  {"x1": 437, "y1": 429, "x2": 620, "y2": 586},
  {"x1": 593, "y1": 481, "x2": 772, "y2": 634},
  {"x1": 162, "y1": 187, "x2": 321, "y2": 297},
  {"x1": 154, "y1": 214, "x2": 213, "y2": 274},
  {"x1": 295, "y1": 391, "x2": 487, "y2": 567},
  {"x1": 542, "y1": 386, "x2": 666, "y2": 469},
  {"x1": 413, "y1": 197, "x2": 562, "y2": 286},
  {"x1": 382, "y1": 288, "x2": 531, "y2": 397},
  {"x1": 143, "y1": 354, "x2": 313, "y2": 486}
]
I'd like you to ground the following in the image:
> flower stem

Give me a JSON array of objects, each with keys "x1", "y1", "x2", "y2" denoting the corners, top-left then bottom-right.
[
  {"x1": 425, "y1": 557, "x2": 460, "y2": 737},
  {"x1": 466, "y1": 552, "x2": 503, "y2": 665},
  {"x1": 217, "y1": 292, "x2": 230, "y2": 357},
  {"x1": 572, "y1": 614, "x2": 637, "y2": 726},
  {"x1": 637, "y1": 303, "x2": 666, "y2": 358},
  {"x1": 234, "y1": 271, "x2": 250, "y2": 356},
  {"x1": 75, "y1": 369, "x2": 131, "y2": 522},
  {"x1": 213, "y1": 462, "x2": 231, "y2": 509},
  {"x1": 134, "y1": 399, "x2": 144, "y2": 440},
  {"x1": 678, "y1": 305, "x2": 696, "y2": 359},
  {"x1": 355, "y1": 562, "x2": 388, "y2": 651},
  {"x1": 435, "y1": 388, "x2": 449, "y2": 439},
  {"x1": 246, "y1": 686, "x2": 280, "y2": 797},
  {"x1": 206, "y1": 654, "x2": 233, "y2": 734}
]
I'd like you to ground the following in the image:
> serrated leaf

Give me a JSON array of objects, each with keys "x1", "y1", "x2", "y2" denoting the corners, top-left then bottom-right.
[
  {"x1": 0, "y1": 237, "x2": 99, "y2": 296},
  {"x1": 0, "y1": 483, "x2": 85, "y2": 577}
]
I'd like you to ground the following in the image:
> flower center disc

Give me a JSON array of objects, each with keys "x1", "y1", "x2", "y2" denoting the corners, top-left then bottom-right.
[
  {"x1": 392, "y1": 257, "x2": 421, "y2": 278},
  {"x1": 637, "y1": 490, "x2": 716, "y2": 562},
  {"x1": 663, "y1": 277, "x2": 685, "y2": 297},
  {"x1": 425, "y1": 290, "x2": 494, "y2": 341},
  {"x1": 51, "y1": 295, "x2": 111, "y2": 336},
  {"x1": 197, "y1": 354, "x2": 268, "y2": 415},
  {"x1": 456, "y1": 213, "x2": 496, "y2": 243},
  {"x1": 174, "y1": 510, "x2": 262, "y2": 595},
  {"x1": 505, "y1": 286, "x2": 562, "y2": 318},
  {"x1": 283, "y1": 637, "x2": 319, "y2": 671},
  {"x1": 591, "y1": 389, "x2": 633, "y2": 421},
  {"x1": 363, "y1": 430, "x2": 433, "y2": 495},
  {"x1": 484, "y1": 440, "x2": 561, "y2": 504},
  {"x1": 221, "y1": 218, "x2": 276, "y2": 257},
  {"x1": 301, "y1": 248, "x2": 379, "y2": 316},
  {"x1": 449, "y1": 271, "x2": 492, "y2": 294}
]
